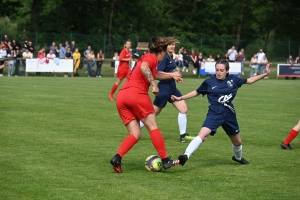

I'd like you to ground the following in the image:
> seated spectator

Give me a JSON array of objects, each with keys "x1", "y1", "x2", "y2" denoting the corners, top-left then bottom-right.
[
  {"x1": 36, "y1": 49, "x2": 46, "y2": 75},
  {"x1": 206, "y1": 54, "x2": 215, "y2": 62},
  {"x1": 295, "y1": 57, "x2": 300, "y2": 64},
  {"x1": 286, "y1": 55, "x2": 294, "y2": 64},
  {"x1": 223, "y1": 53, "x2": 229, "y2": 61},
  {"x1": 47, "y1": 50, "x2": 56, "y2": 59}
]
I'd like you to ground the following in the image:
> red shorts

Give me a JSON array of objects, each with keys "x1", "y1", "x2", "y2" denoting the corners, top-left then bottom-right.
[
  {"x1": 117, "y1": 66, "x2": 130, "y2": 80},
  {"x1": 116, "y1": 88, "x2": 154, "y2": 125}
]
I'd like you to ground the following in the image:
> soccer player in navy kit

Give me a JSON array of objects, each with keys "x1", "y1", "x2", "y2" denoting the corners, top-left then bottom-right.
[
  {"x1": 171, "y1": 59, "x2": 271, "y2": 165},
  {"x1": 140, "y1": 42, "x2": 194, "y2": 142}
]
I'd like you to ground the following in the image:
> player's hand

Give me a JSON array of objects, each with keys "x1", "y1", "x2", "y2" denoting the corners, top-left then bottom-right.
[
  {"x1": 152, "y1": 85, "x2": 159, "y2": 96},
  {"x1": 171, "y1": 95, "x2": 181, "y2": 101},
  {"x1": 266, "y1": 63, "x2": 272, "y2": 75},
  {"x1": 175, "y1": 77, "x2": 183, "y2": 83},
  {"x1": 172, "y1": 71, "x2": 182, "y2": 77}
]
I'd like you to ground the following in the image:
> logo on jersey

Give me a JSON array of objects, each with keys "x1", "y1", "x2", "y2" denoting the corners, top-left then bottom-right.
[
  {"x1": 227, "y1": 80, "x2": 234, "y2": 87},
  {"x1": 212, "y1": 86, "x2": 217, "y2": 89},
  {"x1": 218, "y1": 94, "x2": 232, "y2": 104}
]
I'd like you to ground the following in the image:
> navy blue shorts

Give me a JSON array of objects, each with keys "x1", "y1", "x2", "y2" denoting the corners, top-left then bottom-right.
[
  {"x1": 153, "y1": 85, "x2": 182, "y2": 108},
  {"x1": 202, "y1": 108, "x2": 240, "y2": 136}
]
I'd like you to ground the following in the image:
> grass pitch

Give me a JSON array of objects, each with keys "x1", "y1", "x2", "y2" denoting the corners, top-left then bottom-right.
[{"x1": 0, "y1": 65, "x2": 299, "y2": 199}]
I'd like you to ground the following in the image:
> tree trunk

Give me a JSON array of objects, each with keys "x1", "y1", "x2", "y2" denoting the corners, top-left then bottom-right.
[
  {"x1": 31, "y1": 0, "x2": 41, "y2": 31},
  {"x1": 235, "y1": 1, "x2": 245, "y2": 50},
  {"x1": 108, "y1": 0, "x2": 115, "y2": 57}
]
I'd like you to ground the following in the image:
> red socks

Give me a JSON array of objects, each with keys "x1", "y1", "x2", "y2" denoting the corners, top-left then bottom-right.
[
  {"x1": 117, "y1": 134, "x2": 138, "y2": 157},
  {"x1": 149, "y1": 129, "x2": 168, "y2": 159},
  {"x1": 110, "y1": 83, "x2": 118, "y2": 95},
  {"x1": 283, "y1": 129, "x2": 299, "y2": 144}
]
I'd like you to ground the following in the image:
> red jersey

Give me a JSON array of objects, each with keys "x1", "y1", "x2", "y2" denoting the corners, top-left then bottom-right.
[
  {"x1": 118, "y1": 48, "x2": 131, "y2": 71},
  {"x1": 120, "y1": 53, "x2": 158, "y2": 94}
]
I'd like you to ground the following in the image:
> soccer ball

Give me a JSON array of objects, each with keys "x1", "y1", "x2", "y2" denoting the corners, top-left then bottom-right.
[{"x1": 145, "y1": 155, "x2": 162, "y2": 172}]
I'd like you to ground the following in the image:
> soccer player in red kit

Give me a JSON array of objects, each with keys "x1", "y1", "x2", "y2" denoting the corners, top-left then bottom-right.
[
  {"x1": 281, "y1": 119, "x2": 300, "y2": 150},
  {"x1": 108, "y1": 40, "x2": 132, "y2": 100},
  {"x1": 110, "y1": 37, "x2": 183, "y2": 173}
]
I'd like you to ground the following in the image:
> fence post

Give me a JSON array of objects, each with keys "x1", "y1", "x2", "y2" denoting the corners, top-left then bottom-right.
[
  {"x1": 288, "y1": 40, "x2": 290, "y2": 56},
  {"x1": 200, "y1": 38, "x2": 202, "y2": 52},
  {"x1": 35, "y1": 32, "x2": 38, "y2": 49},
  {"x1": 103, "y1": 34, "x2": 106, "y2": 57}
]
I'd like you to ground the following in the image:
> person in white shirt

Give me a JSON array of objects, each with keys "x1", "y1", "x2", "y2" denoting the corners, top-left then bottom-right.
[
  {"x1": 47, "y1": 50, "x2": 56, "y2": 59},
  {"x1": 7, "y1": 50, "x2": 16, "y2": 76},
  {"x1": 22, "y1": 49, "x2": 32, "y2": 76},
  {"x1": 0, "y1": 45, "x2": 7, "y2": 76},
  {"x1": 257, "y1": 48, "x2": 266, "y2": 74},
  {"x1": 227, "y1": 46, "x2": 238, "y2": 62}
]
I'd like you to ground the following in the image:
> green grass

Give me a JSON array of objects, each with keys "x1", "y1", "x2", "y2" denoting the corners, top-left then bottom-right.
[{"x1": 0, "y1": 64, "x2": 300, "y2": 199}]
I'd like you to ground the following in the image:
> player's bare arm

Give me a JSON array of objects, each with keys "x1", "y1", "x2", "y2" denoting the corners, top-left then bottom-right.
[
  {"x1": 246, "y1": 63, "x2": 271, "y2": 84},
  {"x1": 156, "y1": 71, "x2": 183, "y2": 83},
  {"x1": 171, "y1": 90, "x2": 200, "y2": 101},
  {"x1": 140, "y1": 62, "x2": 159, "y2": 96}
]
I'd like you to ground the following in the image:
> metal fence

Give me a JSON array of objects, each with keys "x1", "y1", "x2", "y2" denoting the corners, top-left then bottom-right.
[{"x1": 1, "y1": 32, "x2": 299, "y2": 62}]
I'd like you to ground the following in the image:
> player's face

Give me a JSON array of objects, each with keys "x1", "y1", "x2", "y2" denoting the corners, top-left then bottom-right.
[
  {"x1": 125, "y1": 42, "x2": 131, "y2": 49},
  {"x1": 167, "y1": 44, "x2": 175, "y2": 54},
  {"x1": 157, "y1": 51, "x2": 166, "y2": 62},
  {"x1": 215, "y1": 64, "x2": 228, "y2": 80}
]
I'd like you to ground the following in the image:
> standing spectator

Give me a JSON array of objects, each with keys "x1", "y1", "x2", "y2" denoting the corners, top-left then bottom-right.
[
  {"x1": 96, "y1": 49, "x2": 104, "y2": 78},
  {"x1": 173, "y1": 60, "x2": 272, "y2": 166},
  {"x1": 236, "y1": 49, "x2": 246, "y2": 75},
  {"x1": 27, "y1": 41, "x2": 35, "y2": 56},
  {"x1": 261, "y1": 55, "x2": 269, "y2": 79},
  {"x1": 65, "y1": 41, "x2": 70, "y2": 50},
  {"x1": 182, "y1": 49, "x2": 190, "y2": 72},
  {"x1": 250, "y1": 54, "x2": 258, "y2": 77},
  {"x1": 84, "y1": 45, "x2": 92, "y2": 74},
  {"x1": 214, "y1": 54, "x2": 221, "y2": 62},
  {"x1": 257, "y1": 48, "x2": 266, "y2": 74},
  {"x1": 64, "y1": 48, "x2": 72, "y2": 77},
  {"x1": 227, "y1": 46, "x2": 238, "y2": 62},
  {"x1": 58, "y1": 43, "x2": 66, "y2": 59},
  {"x1": 49, "y1": 42, "x2": 59, "y2": 57},
  {"x1": 6, "y1": 41, "x2": 13, "y2": 54},
  {"x1": 176, "y1": 49, "x2": 184, "y2": 71},
  {"x1": 0, "y1": 45, "x2": 7, "y2": 76},
  {"x1": 110, "y1": 36, "x2": 181, "y2": 173},
  {"x1": 7, "y1": 50, "x2": 16, "y2": 77},
  {"x1": 108, "y1": 40, "x2": 131, "y2": 101},
  {"x1": 70, "y1": 41, "x2": 76, "y2": 54},
  {"x1": 281, "y1": 119, "x2": 300, "y2": 150},
  {"x1": 87, "y1": 50, "x2": 95, "y2": 77},
  {"x1": 72, "y1": 48, "x2": 81, "y2": 76},
  {"x1": 22, "y1": 49, "x2": 32, "y2": 76},
  {"x1": 2, "y1": 34, "x2": 10, "y2": 46},
  {"x1": 15, "y1": 46, "x2": 22, "y2": 77},
  {"x1": 190, "y1": 49, "x2": 197, "y2": 75},
  {"x1": 22, "y1": 40, "x2": 28, "y2": 51}
]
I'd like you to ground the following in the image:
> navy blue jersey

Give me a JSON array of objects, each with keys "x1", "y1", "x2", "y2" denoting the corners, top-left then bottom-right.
[
  {"x1": 157, "y1": 54, "x2": 176, "y2": 86},
  {"x1": 196, "y1": 75, "x2": 247, "y2": 113}
]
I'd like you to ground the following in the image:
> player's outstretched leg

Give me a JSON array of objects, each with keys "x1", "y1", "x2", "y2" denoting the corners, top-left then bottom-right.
[
  {"x1": 110, "y1": 154, "x2": 122, "y2": 173},
  {"x1": 161, "y1": 157, "x2": 180, "y2": 170},
  {"x1": 178, "y1": 154, "x2": 188, "y2": 166}
]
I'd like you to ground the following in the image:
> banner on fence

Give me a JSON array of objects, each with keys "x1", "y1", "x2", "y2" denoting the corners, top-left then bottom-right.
[
  {"x1": 199, "y1": 62, "x2": 241, "y2": 75},
  {"x1": 277, "y1": 64, "x2": 300, "y2": 78},
  {"x1": 26, "y1": 59, "x2": 73, "y2": 72}
]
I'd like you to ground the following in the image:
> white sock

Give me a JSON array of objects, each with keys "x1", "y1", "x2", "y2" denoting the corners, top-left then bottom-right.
[
  {"x1": 232, "y1": 144, "x2": 242, "y2": 160},
  {"x1": 184, "y1": 136, "x2": 202, "y2": 158},
  {"x1": 178, "y1": 113, "x2": 187, "y2": 135},
  {"x1": 139, "y1": 121, "x2": 144, "y2": 129}
]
